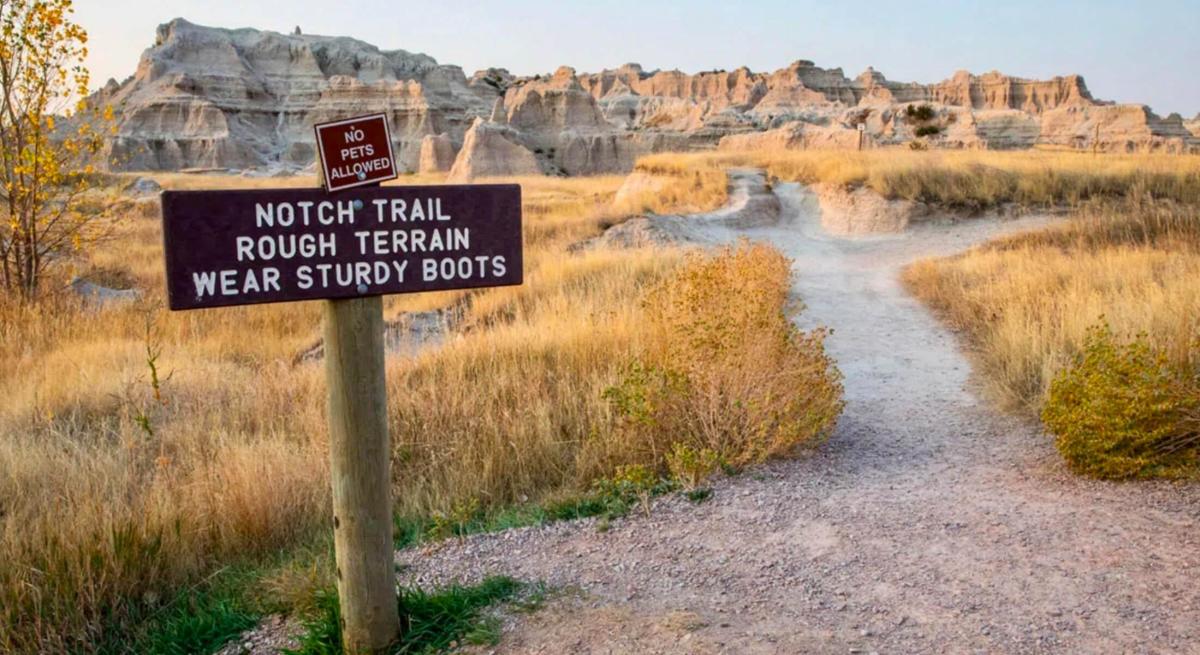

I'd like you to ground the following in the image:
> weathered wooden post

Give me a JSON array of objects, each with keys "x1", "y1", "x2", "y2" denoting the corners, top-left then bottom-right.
[
  {"x1": 314, "y1": 114, "x2": 400, "y2": 652},
  {"x1": 324, "y1": 293, "x2": 398, "y2": 651},
  {"x1": 159, "y1": 112, "x2": 523, "y2": 654}
]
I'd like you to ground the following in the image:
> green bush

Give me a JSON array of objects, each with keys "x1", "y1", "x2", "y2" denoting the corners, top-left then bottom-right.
[
  {"x1": 914, "y1": 125, "x2": 941, "y2": 137},
  {"x1": 905, "y1": 103, "x2": 936, "y2": 122},
  {"x1": 1042, "y1": 321, "x2": 1199, "y2": 479},
  {"x1": 590, "y1": 464, "x2": 672, "y2": 516},
  {"x1": 665, "y1": 443, "x2": 722, "y2": 490}
]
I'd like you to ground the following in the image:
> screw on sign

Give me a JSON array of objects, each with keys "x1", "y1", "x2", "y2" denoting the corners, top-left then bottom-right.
[{"x1": 160, "y1": 113, "x2": 522, "y2": 653}]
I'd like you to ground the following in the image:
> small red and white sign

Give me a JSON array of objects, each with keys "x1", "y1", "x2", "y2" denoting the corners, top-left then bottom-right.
[{"x1": 314, "y1": 113, "x2": 399, "y2": 192}]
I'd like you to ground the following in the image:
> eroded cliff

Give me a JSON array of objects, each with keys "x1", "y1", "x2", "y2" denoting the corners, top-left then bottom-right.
[{"x1": 88, "y1": 20, "x2": 1199, "y2": 176}]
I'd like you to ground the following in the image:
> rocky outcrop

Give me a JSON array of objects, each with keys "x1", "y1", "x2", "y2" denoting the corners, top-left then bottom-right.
[
  {"x1": 418, "y1": 133, "x2": 456, "y2": 174},
  {"x1": 1039, "y1": 105, "x2": 1198, "y2": 153},
  {"x1": 807, "y1": 183, "x2": 932, "y2": 234},
  {"x1": 493, "y1": 66, "x2": 636, "y2": 175},
  {"x1": 502, "y1": 67, "x2": 608, "y2": 141},
  {"x1": 584, "y1": 169, "x2": 781, "y2": 250},
  {"x1": 718, "y1": 121, "x2": 862, "y2": 151},
  {"x1": 959, "y1": 110, "x2": 1042, "y2": 149},
  {"x1": 1185, "y1": 114, "x2": 1200, "y2": 138},
  {"x1": 929, "y1": 70, "x2": 1094, "y2": 113},
  {"x1": 579, "y1": 61, "x2": 1097, "y2": 129},
  {"x1": 125, "y1": 177, "x2": 162, "y2": 196},
  {"x1": 89, "y1": 18, "x2": 494, "y2": 172},
  {"x1": 88, "y1": 20, "x2": 1199, "y2": 175},
  {"x1": 1176, "y1": 113, "x2": 1195, "y2": 139},
  {"x1": 446, "y1": 118, "x2": 542, "y2": 181},
  {"x1": 71, "y1": 278, "x2": 142, "y2": 306}
]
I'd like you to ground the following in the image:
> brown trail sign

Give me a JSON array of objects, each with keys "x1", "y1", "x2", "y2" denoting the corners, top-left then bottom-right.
[
  {"x1": 162, "y1": 113, "x2": 522, "y2": 653},
  {"x1": 161, "y1": 185, "x2": 523, "y2": 310}
]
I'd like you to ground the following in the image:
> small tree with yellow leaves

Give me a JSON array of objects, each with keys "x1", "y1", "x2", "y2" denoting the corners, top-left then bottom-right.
[{"x1": 0, "y1": 0, "x2": 110, "y2": 300}]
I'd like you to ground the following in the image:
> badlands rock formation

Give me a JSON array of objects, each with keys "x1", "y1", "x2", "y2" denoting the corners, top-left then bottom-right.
[
  {"x1": 88, "y1": 20, "x2": 1199, "y2": 176},
  {"x1": 803, "y1": 183, "x2": 933, "y2": 234},
  {"x1": 1184, "y1": 114, "x2": 1200, "y2": 139},
  {"x1": 447, "y1": 118, "x2": 542, "y2": 181},
  {"x1": 88, "y1": 19, "x2": 496, "y2": 172},
  {"x1": 417, "y1": 133, "x2": 456, "y2": 174}
]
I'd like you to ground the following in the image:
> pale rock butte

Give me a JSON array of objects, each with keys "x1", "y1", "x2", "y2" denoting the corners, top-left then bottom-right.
[{"x1": 88, "y1": 20, "x2": 1199, "y2": 177}]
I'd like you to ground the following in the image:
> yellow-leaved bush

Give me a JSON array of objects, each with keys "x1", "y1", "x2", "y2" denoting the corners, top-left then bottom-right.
[
  {"x1": 1042, "y1": 321, "x2": 1199, "y2": 479},
  {"x1": 603, "y1": 241, "x2": 845, "y2": 474}
]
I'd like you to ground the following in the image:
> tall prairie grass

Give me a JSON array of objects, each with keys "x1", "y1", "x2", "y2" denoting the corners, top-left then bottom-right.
[
  {"x1": 0, "y1": 165, "x2": 822, "y2": 651},
  {"x1": 386, "y1": 245, "x2": 685, "y2": 515},
  {"x1": 638, "y1": 149, "x2": 1200, "y2": 209},
  {"x1": 903, "y1": 198, "x2": 1200, "y2": 411},
  {"x1": 0, "y1": 172, "x2": 637, "y2": 651},
  {"x1": 617, "y1": 156, "x2": 729, "y2": 215}
]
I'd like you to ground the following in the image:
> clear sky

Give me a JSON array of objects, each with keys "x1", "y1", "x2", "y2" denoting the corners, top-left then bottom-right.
[{"x1": 76, "y1": 0, "x2": 1200, "y2": 117}]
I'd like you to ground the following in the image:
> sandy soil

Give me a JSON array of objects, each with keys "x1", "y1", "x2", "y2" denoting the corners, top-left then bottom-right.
[{"x1": 397, "y1": 181, "x2": 1200, "y2": 654}]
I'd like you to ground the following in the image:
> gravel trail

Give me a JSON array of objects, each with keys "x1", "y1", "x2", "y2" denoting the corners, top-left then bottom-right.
[{"x1": 399, "y1": 181, "x2": 1200, "y2": 654}]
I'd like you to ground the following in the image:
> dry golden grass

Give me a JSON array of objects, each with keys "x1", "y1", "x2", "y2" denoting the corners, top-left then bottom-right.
[
  {"x1": 0, "y1": 167, "x2": 724, "y2": 652},
  {"x1": 0, "y1": 284, "x2": 337, "y2": 650},
  {"x1": 12, "y1": 147, "x2": 1192, "y2": 649},
  {"x1": 617, "y1": 154, "x2": 729, "y2": 215},
  {"x1": 606, "y1": 242, "x2": 844, "y2": 468},
  {"x1": 640, "y1": 149, "x2": 1200, "y2": 209},
  {"x1": 387, "y1": 245, "x2": 684, "y2": 515},
  {"x1": 904, "y1": 198, "x2": 1200, "y2": 411}
]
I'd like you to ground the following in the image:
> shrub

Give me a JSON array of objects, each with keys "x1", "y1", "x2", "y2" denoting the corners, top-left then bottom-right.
[
  {"x1": 915, "y1": 125, "x2": 941, "y2": 137},
  {"x1": 1042, "y1": 321, "x2": 1200, "y2": 478},
  {"x1": 605, "y1": 242, "x2": 844, "y2": 470},
  {"x1": 590, "y1": 464, "x2": 669, "y2": 516},
  {"x1": 427, "y1": 497, "x2": 482, "y2": 541},
  {"x1": 665, "y1": 443, "x2": 722, "y2": 490},
  {"x1": 905, "y1": 103, "x2": 936, "y2": 122}
]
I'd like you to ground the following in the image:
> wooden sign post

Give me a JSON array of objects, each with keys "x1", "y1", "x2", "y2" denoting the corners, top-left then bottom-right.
[
  {"x1": 161, "y1": 115, "x2": 521, "y2": 653},
  {"x1": 316, "y1": 112, "x2": 402, "y2": 653},
  {"x1": 324, "y1": 290, "x2": 396, "y2": 650}
]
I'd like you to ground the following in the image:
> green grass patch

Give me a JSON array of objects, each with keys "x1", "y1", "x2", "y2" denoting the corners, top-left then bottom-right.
[
  {"x1": 285, "y1": 577, "x2": 524, "y2": 655},
  {"x1": 92, "y1": 564, "x2": 265, "y2": 655},
  {"x1": 92, "y1": 540, "x2": 335, "y2": 655},
  {"x1": 126, "y1": 593, "x2": 258, "y2": 655},
  {"x1": 104, "y1": 467, "x2": 686, "y2": 654}
]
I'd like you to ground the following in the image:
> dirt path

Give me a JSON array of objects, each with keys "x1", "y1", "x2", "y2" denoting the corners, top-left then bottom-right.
[{"x1": 400, "y1": 179, "x2": 1200, "y2": 654}]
